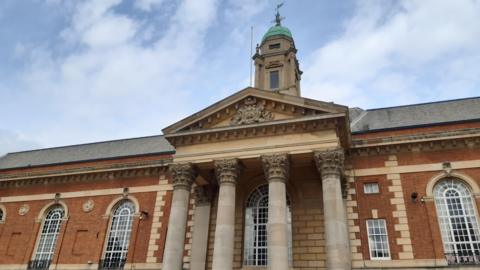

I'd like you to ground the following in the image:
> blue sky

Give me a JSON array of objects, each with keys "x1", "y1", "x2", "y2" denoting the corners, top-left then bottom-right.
[{"x1": 1, "y1": 0, "x2": 480, "y2": 155}]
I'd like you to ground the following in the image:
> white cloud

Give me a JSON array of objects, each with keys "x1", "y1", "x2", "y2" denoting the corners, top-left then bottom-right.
[
  {"x1": 0, "y1": 130, "x2": 42, "y2": 156},
  {"x1": 303, "y1": 0, "x2": 480, "y2": 108},
  {"x1": 13, "y1": 0, "x2": 219, "y2": 147},
  {"x1": 134, "y1": 0, "x2": 165, "y2": 11}
]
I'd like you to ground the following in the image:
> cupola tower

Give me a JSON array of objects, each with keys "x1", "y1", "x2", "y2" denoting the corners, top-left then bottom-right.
[{"x1": 253, "y1": 5, "x2": 302, "y2": 96}]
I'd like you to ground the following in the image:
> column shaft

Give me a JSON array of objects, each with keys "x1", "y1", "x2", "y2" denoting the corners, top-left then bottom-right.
[
  {"x1": 262, "y1": 154, "x2": 289, "y2": 270},
  {"x1": 163, "y1": 163, "x2": 195, "y2": 270},
  {"x1": 315, "y1": 149, "x2": 351, "y2": 270},
  {"x1": 212, "y1": 159, "x2": 240, "y2": 270},
  {"x1": 190, "y1": 186, "x2": 212, "y2": 270}
]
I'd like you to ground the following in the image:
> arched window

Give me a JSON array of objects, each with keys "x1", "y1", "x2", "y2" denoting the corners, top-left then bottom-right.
[
  {"x1": 0, "y1": 208, "x2": 4, "y2": 222},
  {"x1": 101, "y1": 200, "x2": 135, "y2": 269},
  {"x1": 31, "y1": 205, "x2": 65, "y2": 269},
  {"x1": 244, "y1": 184, "x2": 292, "y2": 266},
  {"x1": 434, "y1": 178, "x2": 480, "y2": 263}
]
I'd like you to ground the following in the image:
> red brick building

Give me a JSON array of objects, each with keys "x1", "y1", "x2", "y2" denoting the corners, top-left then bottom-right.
[{"x1": 1, "y1": 13, "x2": 480, "y2": 270}]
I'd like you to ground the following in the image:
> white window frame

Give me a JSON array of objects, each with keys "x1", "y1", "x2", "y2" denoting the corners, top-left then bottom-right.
[
  {"x1": 364, "y1": 183, "x2": 380, "y2": 194},
  {"x1": 101, "y1": 200, "x2": 136, "y2": 268},
  {"x1": 434, "y1": 178, "x2": 480, "y2": 262},
  {"x1": 32, "y1": 205, "x2": 65, "y2": 263},
  {"x1": 243, "y1": 184, "x2": 292, "y2": 266},
  {"x1": 366, "y1": 219, "x2": 391, "y2": 260}
]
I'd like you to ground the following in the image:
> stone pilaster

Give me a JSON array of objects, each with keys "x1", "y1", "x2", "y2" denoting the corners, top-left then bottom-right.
[
  {"x1": 344, "y1": 170, "x2": 363, "y2": 268},
  {"x1": 385, "y1": 155, "x2": 414, "y2": 260},
  {"x1": 314, "y1": 148, "x2": 351, "y2": 270},
  {"x1": 163, "y1": 163, "x2": 195, "y2": 270},
  {"x1": 212, "y1": 159, "x2": 240, "y2": 270},
  {"x1": 190, "y1": 185, "x2": 212, "y2": 270},
  {"x1": 146, "y1": 175, "x2": 169, "y2": 264},
  {"x1": 262, "y1": 153, "x2": 290, "y2": 270}
]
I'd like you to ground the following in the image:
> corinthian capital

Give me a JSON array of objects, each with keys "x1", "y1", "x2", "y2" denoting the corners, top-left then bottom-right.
[
  {"x1": 214, "y1": 158, "x2": 240, "y2": 185},
  {"x1": 261, "y1": 153, "x2": 289, "y2": 182},
  {"x1": 169, "y1": 163, "x2": 195, "y2": 190},
  {"x1": 194, "y1": 185, "x2": 211, "y2": 205},
  {"x1": 314, "y1": 148, "x2": 344, "y2": 178}
]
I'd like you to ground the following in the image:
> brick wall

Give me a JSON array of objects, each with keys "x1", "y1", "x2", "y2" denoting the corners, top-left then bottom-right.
[{"x1": 0, "y1": 171, "x2": 171, "y2": 268}]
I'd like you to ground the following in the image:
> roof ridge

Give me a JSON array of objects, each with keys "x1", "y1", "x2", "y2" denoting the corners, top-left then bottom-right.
[
  {"x1": 4, "y1": 134, "x2": 166, "y2": 155},
  {"x1": 366, "y1": 96, "x2": 480, "y2": 112}
]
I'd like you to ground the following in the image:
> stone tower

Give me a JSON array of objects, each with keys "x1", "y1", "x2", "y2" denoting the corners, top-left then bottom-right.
[{"x1": 253, "y1": 9, "x2": 302, "y2": 96}]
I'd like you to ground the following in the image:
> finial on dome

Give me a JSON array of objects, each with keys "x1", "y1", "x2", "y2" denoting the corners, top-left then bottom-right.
[{"x1": 274, "y1": 3, "x2": 285, "y2": 26}]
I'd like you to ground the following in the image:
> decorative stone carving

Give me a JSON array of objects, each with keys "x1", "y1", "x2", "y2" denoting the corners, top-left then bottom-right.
[
  {"x1": 214, "y1": 159, "x2": 240, "y2": 185},
  {"x1": 169, "y1": 163, "x2": 195, "y2": 190},
  {"x1": 314, "y1": 148, "x2": 344, "y2": 178},
  {"x1": 18, "y1": 204, "x2": 30, "y2": 216},
  {"x1": 194, "y1": 185, "x2": 211, "y2": 205},
  {"x1": 230, "y1": 97, "x2": 273, "y2": 125},
  {"x1": 442, "y1": 161, "x2": 453, "y2": 175},
  {"x1": 261, "y1": 153, "x2": 289, "y2": 182},
  {"x1": 82, "y1": 199, "x2": 95, "y2": 213}
]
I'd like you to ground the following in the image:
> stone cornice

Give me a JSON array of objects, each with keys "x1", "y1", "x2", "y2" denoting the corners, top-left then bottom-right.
[
  {"x1": 0, "y1": 166, "x2": 167, "y2": 189},
  {"x1": 351, "y1": 128, "x2": 480, "y2": 156},
  {"x1": 166, "y1": 114, "x2": 347, "y2": 148},
  {"x1": 0, "y1": 159, "x2": 170, "y2": 185}
]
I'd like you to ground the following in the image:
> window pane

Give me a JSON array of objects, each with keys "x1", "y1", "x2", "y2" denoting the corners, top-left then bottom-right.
[
  {"x1": 102, "y1": 200, "x2": 135, "y2": 268},
  {"x1": 366, "y1": 219, "x2": 390, "y2": 259},
  {"x1": 269, "y1": 43, "x2": 281, "y2": 49},
  {"x1": 434, "y1": 178, "x2": 480, "y2": 261},
  {"x1": 34, "y1": 206, "x2": 65, "y2": 263},
  {"x1": 364, "y1": 183, "x2": 379, "y2": 194},
  {"x1": 244, "y1": 184, "x2": 292, "y2": 266},
  {"x1": 270, "y1": 71, "x2": 279, "y2": 89}
]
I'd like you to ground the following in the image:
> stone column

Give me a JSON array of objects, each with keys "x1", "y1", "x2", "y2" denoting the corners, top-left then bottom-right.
[
  {"x1": 163, "y1": 163, "x2": 195, "y2": 270},
  {"x1": 314, "y1": 149, "x2": 351, "y2": 270},
  {"x1": 262, "y1": 154, "x2": 290, "y2": 270},
  {"x1": 212, "y1": 159, "x2": 240, "y2": 270},
  {"x1": 190, "y1": 185, "x2": 212, "y2": 270}
]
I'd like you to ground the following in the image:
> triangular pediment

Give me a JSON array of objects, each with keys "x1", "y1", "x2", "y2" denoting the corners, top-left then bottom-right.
[{"x1": 162, "y1": 87, "x2": 348, "y2": 135}]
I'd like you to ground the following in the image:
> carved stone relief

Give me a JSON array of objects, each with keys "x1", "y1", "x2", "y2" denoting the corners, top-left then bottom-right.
[
  {"x1": 18, "y1": 204, "x2": 30, "y2": 216},
  {"x1": 230, "y1": 97, "x2": 273, "y2": 125},
  {"x1": 82, "y1": 199, "x2": 95, "y2": 213}
]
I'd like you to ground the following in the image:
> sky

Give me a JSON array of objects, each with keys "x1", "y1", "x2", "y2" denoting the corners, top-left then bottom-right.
[{"x1": 1, "y1": 0, "x2": 480, "y2": 155}]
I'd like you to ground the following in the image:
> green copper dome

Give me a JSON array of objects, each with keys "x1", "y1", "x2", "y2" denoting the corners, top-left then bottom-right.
[{"x1": 262, "y1": 25, "x2": 293, "y2": 42}]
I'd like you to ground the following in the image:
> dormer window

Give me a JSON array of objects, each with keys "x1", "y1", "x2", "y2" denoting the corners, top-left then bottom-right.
[
  {"x1": 270, "y1": 70, "x2": 279, "y2": 89},
  {"x1": 269, "y1": 43, "x2": 281, "y2": 49}
]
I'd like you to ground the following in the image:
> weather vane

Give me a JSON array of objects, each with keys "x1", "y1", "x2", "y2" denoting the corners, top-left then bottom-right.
[{"x1": 274, "y1": 2, "x2": 285, "y2": 26}]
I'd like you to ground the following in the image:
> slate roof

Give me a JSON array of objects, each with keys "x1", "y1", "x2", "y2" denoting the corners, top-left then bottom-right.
[
  {"x1": 350, "y1": 97, "x2": 480, "y2": 133},
  {"x1": 0, "y1": 135, "x2": 175, "y2": 170}
]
